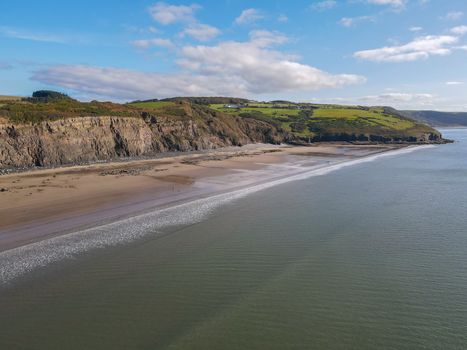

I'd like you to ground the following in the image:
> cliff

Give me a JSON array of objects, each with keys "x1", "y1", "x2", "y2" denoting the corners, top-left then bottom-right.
[
  {"x1": 0, "y1": 95, "x2": 447, "y2": 171},
  {"x1": 0, "y1": 103, "x2": 286, "y2": 170}
]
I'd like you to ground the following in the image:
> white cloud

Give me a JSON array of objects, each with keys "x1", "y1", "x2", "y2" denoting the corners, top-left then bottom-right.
[
  {"x1": 148, "y1": 2, "x2": 199, "y2": 25},
  {"x1": 131, "y1": 38, "x2": 174, "y2": 49},
  {"x1": 248, "y1": 30, "x2": 289, "y2": 47},
  {"x1": 442, "y1": 11, "x2": 464, "y2": 21},
  {"x1": 451, "y1": 25, "x2": 467, "y2": 35},
  {"x1": 359, "y1": 92, "x2": 434, "y2": 104},
  {"x1": 122, "y1": 24, "x2": 161, "y2": 34},
  {"x1": 310, "y1": 1, "x2": 337, "y2": 11},
  {"x1": 145, "y1": 3, "x2": 219, "y2": 42},
  {"x1": 354, "y1": 35, "x2": 459, "y2": 62},
  {"x1": 340, "y1": 16, "x2": 375, "y2": 27},
  {"x1": 409, "y1": 26, "x2": 423, "y2": 32},
  {"x1": 32, "y1": 65, "x2": 222, "y2": 100},
  {"x1": 0, "y1": 26, "x2": 66, "y2": 43},
  {"x1": 308, "y1": 92, "x2": 437, "y2": 109},
  {"x1": 367, "y1": 0, "x2": 405, "y2": 8},
  {"x1": 312, "y1": 93, "x2": 467, "y2": 111},
  {"x1": 234, "y1": 9, "x2": 264, "y2": 25},
  {"x1": 446, "y1": 81, "x2": 464, "y2": 85},
  {"x1": 277, "y1": 14, "x2": 289, "y2": 23},
  {"x1": 175, "y1": 31, "x2": 365, "y2": 94},
  {"x1": 181, "y1": 23, "x2": 220, "y2": 41},
  {"x1": 33, "y1": 31, "x2": 365, "y2": 100}
]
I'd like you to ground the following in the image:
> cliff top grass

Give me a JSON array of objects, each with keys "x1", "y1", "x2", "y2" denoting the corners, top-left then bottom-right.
[
  {"x1": 0, "y1": 91, "x2": 188, "y2": 123},
  {"x1": 0, "y1": 95, "x2": 205, "y2": 124},
  {"x1": 0, "y1": 99, "x2": 143, "y2": 124},
  {"x1": 127, "y1": 101, "x2": 175, "y2": 109},
  {"x1": 208, "y1": 102, "x2": 434, "y2": 138},
  {"x1": 0, "y1": 95, "x2": 22, "y2": 101},
  {"x1": 0, "y1": 95, "x2": 22, "y2": 109}
]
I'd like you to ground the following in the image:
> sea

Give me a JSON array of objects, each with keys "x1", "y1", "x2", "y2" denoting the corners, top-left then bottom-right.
[{"x1": 0, "y1": 128, "x2": 466, "y2": 350}]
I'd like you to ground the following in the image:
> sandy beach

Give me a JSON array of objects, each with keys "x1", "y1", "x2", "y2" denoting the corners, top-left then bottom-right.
[{"x1": 0, "y1": 143, "x2": 401, "y2": 253}]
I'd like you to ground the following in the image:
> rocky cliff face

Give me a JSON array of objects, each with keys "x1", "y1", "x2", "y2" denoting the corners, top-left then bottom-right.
[{"x1": 0, "y1": 112, "x2": 286, "y2": 170}]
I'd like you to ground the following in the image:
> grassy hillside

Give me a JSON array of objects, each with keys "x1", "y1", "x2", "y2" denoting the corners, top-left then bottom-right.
[
  {"x1": 0, "y1": 99, "x2": 141, "y2": 123},
  {"x1": 209, "y1": 102, "x2": 439, "y2": 142},
  {"x1": 0, "y1": 95, "x2": 22, "y2": 108},
  {"x1": 161, "y1": 97, "x2": 250, "y2": 105},
  {"x1": 0, "y1": 92, "x2": 444, "y2": 143},
  {"x1": 0, "y1": 95, "x2": 22, "y2": 101},
  {"x1": 128, "y1": 101, "x2": 175, "y2": 109}
]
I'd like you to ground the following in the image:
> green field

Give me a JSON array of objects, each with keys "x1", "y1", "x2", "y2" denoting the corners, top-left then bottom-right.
[
  {"x1": 312, "y1": 108, "x2": 415, "y2": 130},
  {"x1": 211, "y1": 104, "x2": 300, "y2": 117},
  {"x1": 208, "y1": 102, "x2": 423, "y2": 138},
  {"x1": 128, "y1": 101, "x2": 175, "y2": 109}
]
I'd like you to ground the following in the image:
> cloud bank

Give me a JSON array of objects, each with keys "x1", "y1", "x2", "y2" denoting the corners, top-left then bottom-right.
[
  {"x1": 310, "y1": 92, "x2": 437, "y2": 109},
  {"x1": 131, "y1": 38, "x2": 174, "y2": 49},
  {"x1": 367, "y1": 0, "x2": 405, "y2": 7},
  {"x1": 148, "y1": 2, "x2": 199, "y2": 25},
  {"x1": 310, "y1": 1, "x2": 337, "y2": 11},
  {"x1": 354, "y1": 34, "x2": 460, "y2": 62},
  {"x1": 180, "y1": 23, "x2": 220, "y2": 41},
  {"x1": 234, "y1": 9, "x2": 264, "y2": 25},
  {"x1": 33, "y1": 31, "x2": 365, "y2": 100}
]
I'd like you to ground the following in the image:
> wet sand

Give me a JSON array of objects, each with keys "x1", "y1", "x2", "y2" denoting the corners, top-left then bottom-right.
[{"x1": 0, "y1": 143, "x2": 401, "y2": 252}]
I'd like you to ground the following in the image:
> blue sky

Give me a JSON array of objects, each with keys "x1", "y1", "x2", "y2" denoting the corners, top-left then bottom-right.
[{"x1": 1, "y1": 0, "x2": 467, "y2": 110}]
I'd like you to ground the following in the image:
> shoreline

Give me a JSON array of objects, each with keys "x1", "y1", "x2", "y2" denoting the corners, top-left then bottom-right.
[
  {"x1": 0, "y1": 137, "x2": 450, "y2": 177},
  {"x1": 0, "y1": 143, "x2": 412, "y2": 252},
  {"x1": 0, "y1": 146, "x2": 434, "y2": 284},
  {"x1": 0, "y1": 143, "x2": 434, "y2": 284}
]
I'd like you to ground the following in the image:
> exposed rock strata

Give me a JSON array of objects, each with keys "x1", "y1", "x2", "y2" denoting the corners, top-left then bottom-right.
[{"x1": 0, "y1": 113, "x2": 285, "y2": 170}]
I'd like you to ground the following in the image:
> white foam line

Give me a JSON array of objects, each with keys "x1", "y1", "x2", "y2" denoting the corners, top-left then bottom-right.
[{"x1": 0, "y1": 145, "x2": 435, "y2": 285}]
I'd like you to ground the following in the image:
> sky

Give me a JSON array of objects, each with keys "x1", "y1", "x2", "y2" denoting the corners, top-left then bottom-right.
[{"x1": 1, "y1": 0, "x2": 467, "y2": 110}]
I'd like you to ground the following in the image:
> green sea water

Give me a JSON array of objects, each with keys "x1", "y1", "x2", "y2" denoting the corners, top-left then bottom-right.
[{"x1": 1, "y1": 129, "x2": 466, "y2": 349}]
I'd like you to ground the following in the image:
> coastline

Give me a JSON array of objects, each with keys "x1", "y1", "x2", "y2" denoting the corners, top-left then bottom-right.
[{"x1": 0, "y1": 143, "x2": 432, "y2": 284}]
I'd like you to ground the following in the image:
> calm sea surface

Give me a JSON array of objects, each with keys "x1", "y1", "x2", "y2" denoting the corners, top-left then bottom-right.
[{"x1": 1, "y1": 129, "x2": 466, "y2": 350}]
